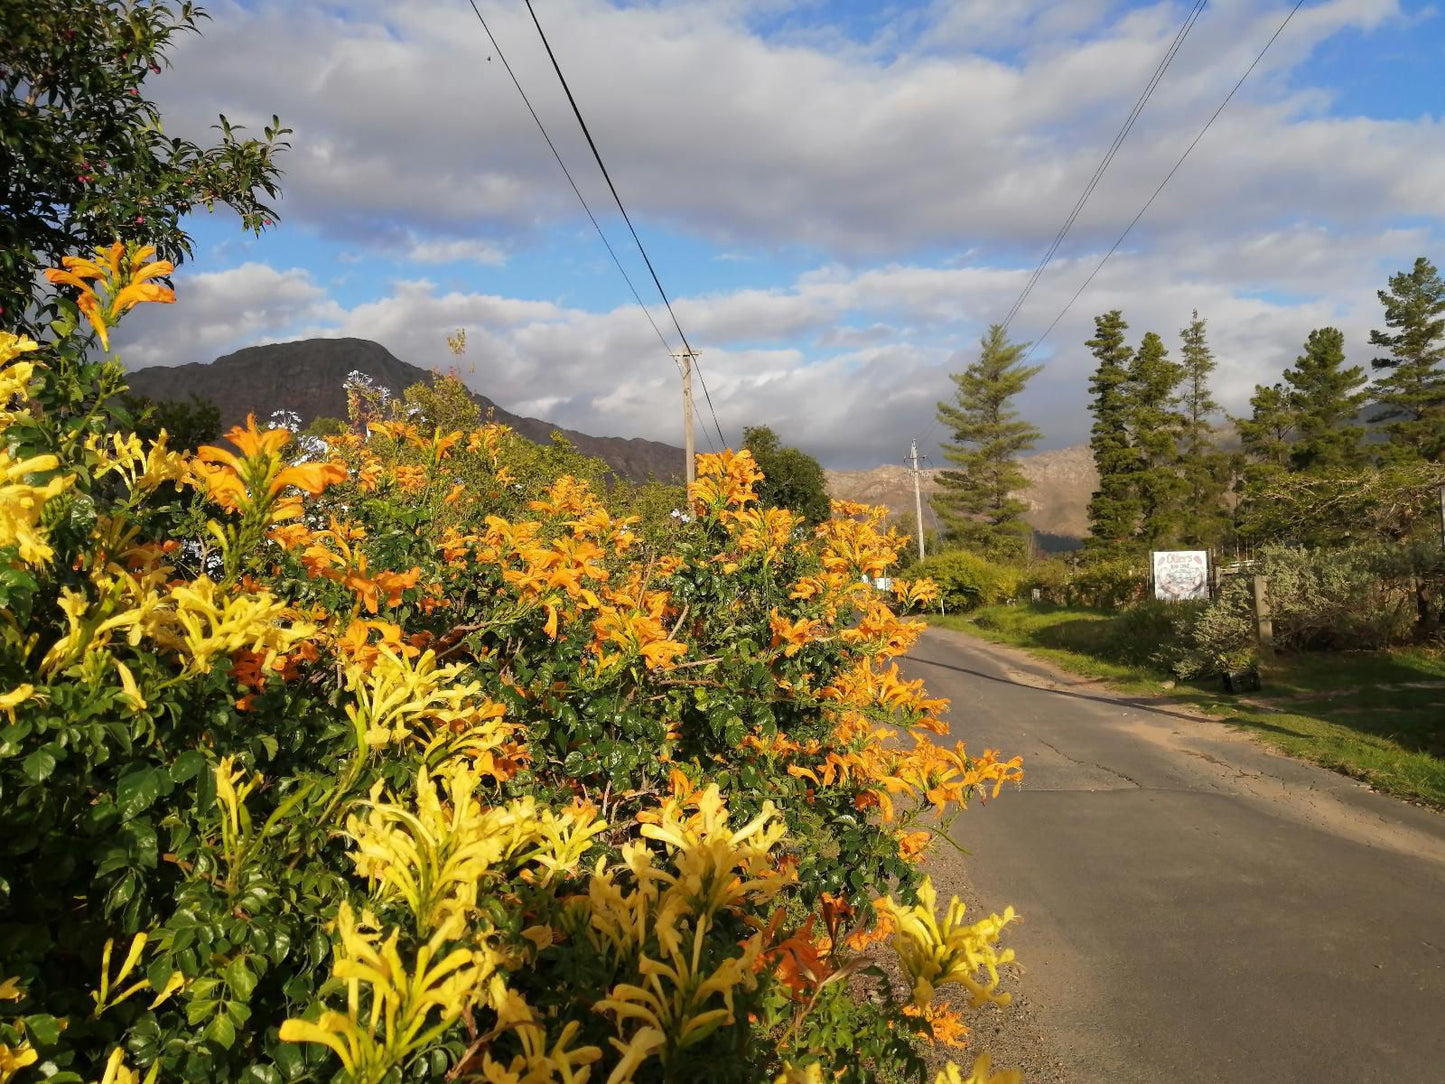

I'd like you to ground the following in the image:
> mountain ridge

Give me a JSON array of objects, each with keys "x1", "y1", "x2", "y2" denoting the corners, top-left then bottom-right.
[
  {"x1": 122, "y1": 337, "x2": 686, "y2": 483},
  {"x1": 825, "y1": 444, "x2": 1097, "y2": 547}
]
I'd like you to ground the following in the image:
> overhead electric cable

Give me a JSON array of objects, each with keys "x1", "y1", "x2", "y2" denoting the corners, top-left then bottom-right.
[
  {"x1": 922, "y1": 1, "x2": 1208, "y2": 461},
  {"x1": 522, "y1": 0, "x2": 728, "y2": 450},
  {"x1": 1016, "y1": 0, "x2": 1308, "y2": 368},
  {"x1": 461, "y1": 1, "x2": 700, "y2": 406},
  {"x1": 999, "y1": 0, "x2": 1208, "y2": 333}
]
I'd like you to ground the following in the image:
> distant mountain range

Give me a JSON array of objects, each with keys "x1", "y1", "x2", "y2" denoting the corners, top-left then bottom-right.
[
  {"x1": 122, "y1": 337, "x2": 1101, "y2": 537},
  {"x1": 825, "y1": 444, "x2": 1098, "y2": 550},
  {"x1": 123, "y1": 338, "x2": 686, "y2": 483}
]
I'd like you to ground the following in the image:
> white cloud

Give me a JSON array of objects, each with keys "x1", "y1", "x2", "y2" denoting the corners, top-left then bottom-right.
[
  {"x1": 111, "y1": 263, "x2": 344, "y2": 369},
  {"x1": 105, "y1": 0, "x2": 1443, "y2": 468},
  {"x1": 150, "y1": 0, "x2": 1431, "y2": 255},
  {"x1": 116, "y1": 216, "x2": 1434, "y2": 468},
  {"x1": 404, "y1": 237, "x2": 508, "y2": 265}
]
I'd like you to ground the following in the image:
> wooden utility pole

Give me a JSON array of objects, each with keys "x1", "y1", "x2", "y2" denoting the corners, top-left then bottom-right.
[
  {"x1": 671, "y1": 351, "x2": 697, "y2": 485},
  {"x1": 1252, "y1": 574, "x2": 1274, "y2": 657},
  {"x1": 908, "y1": 438, "x2": 926, "y2": 561}
]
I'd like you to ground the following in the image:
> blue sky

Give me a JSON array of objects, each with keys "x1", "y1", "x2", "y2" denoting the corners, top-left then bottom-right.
[{"x1": 115, "y1": 0, "x2": 1445, "y2": 468}]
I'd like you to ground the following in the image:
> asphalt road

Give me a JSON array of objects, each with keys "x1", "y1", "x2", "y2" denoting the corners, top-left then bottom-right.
[{"x1": 905, "y1": 626, "x2": 1445, "y2": 1083}]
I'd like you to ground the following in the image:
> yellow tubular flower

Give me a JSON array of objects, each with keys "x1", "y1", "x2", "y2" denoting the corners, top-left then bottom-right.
[
  {"x1": 0, "y1": 685, "x2": 38, "y2": 723},
  {"x1": 0, "y1": 450, "x2": 74, "y2": 565},
  {"x1": 89, "y1": 430, "x2": 188, "y2": 496},
  {"x1": 0, "y1": 332, "x2": 39, "y2": 433},
  {"x1": 343, "y1": 647, "x2": 511, "y2": 754},
  {"x1": 167, "y1": 577, "x2": 316, "y2": 675},
  {"x1": 774, "y1": 1063, "x2": 827, "y2": 1084},
  {"x1": 279, "y1": 904, "x2": 484, "y2": 1084},
  {"x1": 876, "y1": 877, "x2": 1017, "y2": 1009},
  {"x1": 98, "y1": 1046, "x2": 160, "y2": 1084},
  {"x1": 934, "y1": 1054, "x2": 1023, "y2": 1084},
  {"x1": 0, "y1": 1040, "x2": 38, "y2": 1084}
]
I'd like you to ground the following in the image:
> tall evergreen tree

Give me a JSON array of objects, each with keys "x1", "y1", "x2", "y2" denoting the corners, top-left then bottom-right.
[
  {"x1": 1126, "y1": 330, "x2": 1187, "y2": 547},
  {"x1": 1284, "y1": 327, "x2": 1368, "y2": 471},
  {"x1": 932, "y1": 324, "x2": 1042, "y2": 559},
  {"x1": 1234, "y1": 381, "x2": 1295, "y2": 545},
  {"x1": 1369, "y1": 256, "x2": 1445, "y2": 463},
  {"x1": 1237, "y1": 383, "x2": 1295, "y2": 468},
  {"x1": 1084, "y1": 311, "x2": 1140, "y2": 553},
  {"x1": 1176, "y1": 311, "x2": 1230, "y2": 546}
]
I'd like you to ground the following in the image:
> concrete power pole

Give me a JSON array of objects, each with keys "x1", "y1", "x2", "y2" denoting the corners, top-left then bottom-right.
[
  {"x1": 671, "y1": 351, "x2": 698, "y2": 485},
  {"x1": 908, "y1": 438, "x2": 926, "y2": 561}
]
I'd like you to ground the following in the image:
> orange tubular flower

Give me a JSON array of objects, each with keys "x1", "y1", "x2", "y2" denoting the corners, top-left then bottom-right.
[
  {"x1": 44, "y1": 242, "x2": 176, "y2": 351},
  {"x1": 769, "y1": 609, "x2": 823, "y2": 657},
  {"x1": 194, "y1": 416, "x2": 347, "y2": 518}
]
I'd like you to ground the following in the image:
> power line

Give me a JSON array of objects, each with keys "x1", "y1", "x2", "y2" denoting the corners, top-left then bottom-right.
[
  {"x1": 1016, "y1": 0, "x2": 1308, "y2": 368},
  {"x1": 925, "y1": 0, "x2": 1207, "y2": 460},
  {"x1": 462, "y1": 1, "x2": 709, "y2": 428},
  {"x1": 1000, "y1": 0, "x2": 1207, "y2": 334},
  {"x1": 522, "y1": 0, "x2": 728, "y2": 450}
]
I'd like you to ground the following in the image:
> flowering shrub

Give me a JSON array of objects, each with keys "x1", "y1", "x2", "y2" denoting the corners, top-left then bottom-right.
[{"x1": 0, "y1": 245, "x2": 1023, "y2": 1084}]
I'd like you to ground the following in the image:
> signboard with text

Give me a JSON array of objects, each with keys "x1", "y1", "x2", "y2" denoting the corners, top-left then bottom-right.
[{"x1": 1151, "y1": 550, "x2": 1209, "y2": 602}]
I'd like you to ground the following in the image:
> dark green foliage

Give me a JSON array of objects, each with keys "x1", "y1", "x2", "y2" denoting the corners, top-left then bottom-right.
[
  {"x1": 1126, "y1": 330, "x2": 1187, "y2": 547},
  {"x1": 1284, "y1": 327, "x2": 1368, "y2": 471},
  {"x1": 1176, "y1": 311, "x2": 1231, "y2": 547},
  {"x1": 1237, "y1": 383, "x2": 1294, "y2": 468},
  {"x1": 1236, "y1": 460, "x2": 1445, "y2": 548},
  {"x1": 932, "y1": 324, "x2": 1042, "y2": 561},
  {"x1": 119, "y1": 392, "x2": 221, "y2": 450},
  {"x1": 1369, "y1": 256, "x2": 1445, "y2": 463},
  {"x1": 302, "y1": 416, "x2": 347, "y2": 438},
  {"x1": 741, "y1": 425, "x2": 831, "y2": 525},
  {"x1": 0, "y1": 0, "x2": 289, "y2": 333},
  {"x1": 1085, "y1": 311, "x2": 1140, "y2": 554}
]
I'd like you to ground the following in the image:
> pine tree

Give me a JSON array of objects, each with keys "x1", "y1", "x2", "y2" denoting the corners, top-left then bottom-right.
[
  {"x1": 932, "y1": 324, "x2": 1042, "y2": 559},
  {"x1": 1284, "y1": 327, "x2": 1368, "y2": 471},
  {"x1": 1085, "y1": 311, "x2": 1140, "y2": 553},
  {"x1": 1126, "y1": 330, "x2": 1187, "y2": 547},
  {"x1": 1234, "y1": 381, "x2": 1295, "y2": 545},
  {"x1": 1237, "y1": 383, "x2": 1294, "y2": 467},
  {"x1": 1176, "y1": 311, "x2": 1230, "y2": 546},
  {"x1": 1369, "y1": 256, "x2": 1445, "y2": 463}
]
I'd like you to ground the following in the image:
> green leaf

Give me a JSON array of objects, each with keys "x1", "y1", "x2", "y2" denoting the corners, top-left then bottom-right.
[
  {"x1": 23, "y1": 1014, "x2": 62, "y2": 1046},
  {"x1": 224, "y1": 956, "x2": 258, "y2": 1000},
  {"x1": 116, "y1": 764, "x2": 169, "y2": 820},
  {"x1": 205, "y1": 1012, "x2": 236, "y2": 1049},
  {"x1": 22, "y1": 744, "x2": 58, "y2": 782},
  {"x1": 170, "y1": 749, "x2": 208, "y2": 782}
]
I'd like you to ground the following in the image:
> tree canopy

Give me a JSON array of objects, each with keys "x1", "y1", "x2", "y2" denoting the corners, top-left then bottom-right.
[
  {"x1": 2, "y1": 1, "x2": 289, "y2": 333},
  {"x1": 741, "y1": 425, "x2": 831, "y2": 525}
]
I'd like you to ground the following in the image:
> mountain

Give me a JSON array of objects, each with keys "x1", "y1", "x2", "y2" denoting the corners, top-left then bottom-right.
[
  {"x1": 122, "y1": 338, "x2": 686, "y2": 483},
  {"x1": 826, "y1": 444, "x2": 1097, "y2": 549}
]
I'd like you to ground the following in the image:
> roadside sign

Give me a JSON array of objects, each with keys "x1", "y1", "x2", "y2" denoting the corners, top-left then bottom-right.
[{"x1": 1151, "y1": 550, "x2": 1209, "y2": 602}]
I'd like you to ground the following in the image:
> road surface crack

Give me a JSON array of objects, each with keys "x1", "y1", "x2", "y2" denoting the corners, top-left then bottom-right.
[{"x1": 1036, "y1": 738, "x2": 1141, "y2": 788}]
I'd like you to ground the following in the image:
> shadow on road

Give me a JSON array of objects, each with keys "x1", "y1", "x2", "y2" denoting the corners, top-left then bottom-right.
[{"x1": 907, "y1": 652, "x2": 1218, "y2": 728}]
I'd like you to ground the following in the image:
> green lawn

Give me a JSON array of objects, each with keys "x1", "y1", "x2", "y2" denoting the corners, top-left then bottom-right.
[{"x1": 929, "y1": 604, "x2": 1445, "y2": 810}]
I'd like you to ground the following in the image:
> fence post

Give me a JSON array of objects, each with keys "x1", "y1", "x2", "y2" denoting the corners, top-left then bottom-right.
[{"x1": 1252, "y1": 574, "x2": 1274, "y2": 657}]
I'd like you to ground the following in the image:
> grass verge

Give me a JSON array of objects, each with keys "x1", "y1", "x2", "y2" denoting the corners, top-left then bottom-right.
[{"x1": 929, "y1": 604, "x2": 1445, "y2": 810}]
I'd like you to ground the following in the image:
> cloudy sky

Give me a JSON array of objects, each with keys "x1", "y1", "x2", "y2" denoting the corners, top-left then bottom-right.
[{"x1": 111, "y1": 0, "x2": 1445, "y2": 468}]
